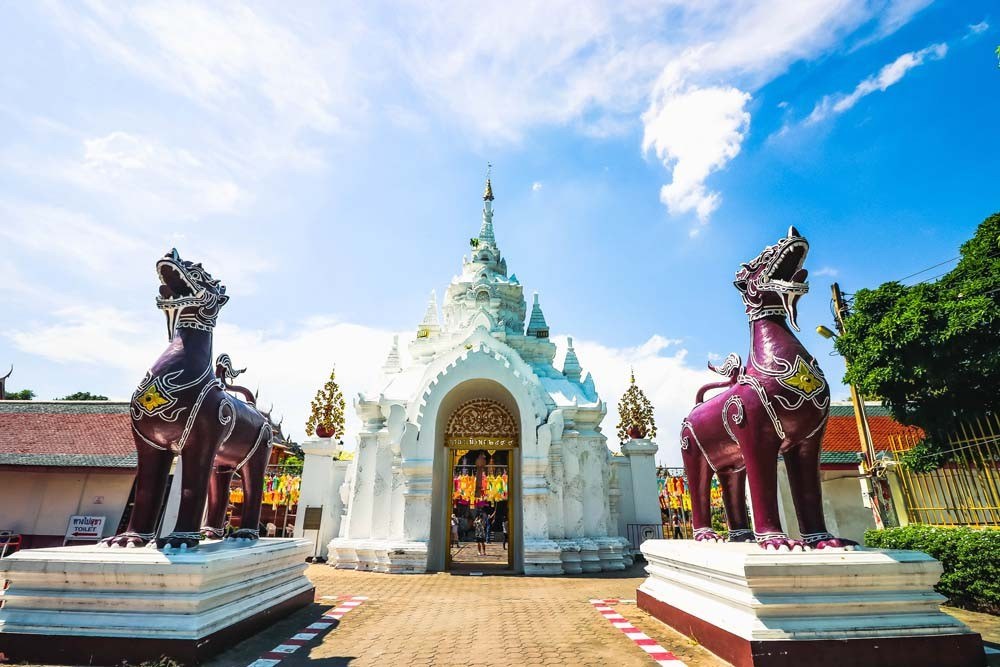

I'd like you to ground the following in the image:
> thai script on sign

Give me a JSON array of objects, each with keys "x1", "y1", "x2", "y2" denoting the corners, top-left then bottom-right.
[{"x1": 65, "y1": 515, "x2": 106, "y2": 541}]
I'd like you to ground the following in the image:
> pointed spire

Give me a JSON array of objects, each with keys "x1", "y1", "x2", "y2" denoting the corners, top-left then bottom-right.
[
  {"x1": 563, "y1": 336, "x2": 582, "y2": 382},
  {"x1": 417, "y1": 290, "x2": 441, "y2": 339},
  {"x1": 526, "y1": 292, "x2": 549, "y2": 338},
  {"x1": 422, "y1": 290, "x2": 439, "y2": 325},
  {"x1": 478, "y1": 165, "x2": 496, "y2": 246},
  {"x1": 382, "y1": 334, "x2": 401, "y2": 374}
]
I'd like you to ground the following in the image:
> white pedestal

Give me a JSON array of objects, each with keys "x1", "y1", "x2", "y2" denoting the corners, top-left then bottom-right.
[
  {"x1": 0, "y1": 538, "x2": 315, "y2": 665},
  {"x1": 638, "y1": 540, "x2": 985, "y2": 667}
]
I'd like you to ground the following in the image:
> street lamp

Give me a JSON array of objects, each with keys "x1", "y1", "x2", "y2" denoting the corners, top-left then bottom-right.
[{"x1": 816, "y1": 325, "x2": 837, "y2": 340}]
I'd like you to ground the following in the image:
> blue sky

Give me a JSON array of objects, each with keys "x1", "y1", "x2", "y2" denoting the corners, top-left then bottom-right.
[{"x1": 1, "y1": 1, "x2": 997, "y2": 463}]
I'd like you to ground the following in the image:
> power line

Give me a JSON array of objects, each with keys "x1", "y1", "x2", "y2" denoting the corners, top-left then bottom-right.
[{"x1": 896, "y1": 255, "x2": 961, "y2": 283}]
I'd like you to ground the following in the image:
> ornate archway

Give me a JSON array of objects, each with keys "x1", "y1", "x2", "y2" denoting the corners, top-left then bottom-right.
[{"x1": 445, "y1": 399, "x2": 518, "y2": 570}]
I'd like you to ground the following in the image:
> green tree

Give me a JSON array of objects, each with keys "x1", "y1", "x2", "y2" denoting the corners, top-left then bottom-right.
[
  {"x1": 3, "y1": 389, "x2": 35, "y2": 400},
  {"x1": 835, "y1": 213, "x2": 1000, "y2": 450},
  {"x1": 58, "y1": 391, "x2": 109, "y2": 401}
]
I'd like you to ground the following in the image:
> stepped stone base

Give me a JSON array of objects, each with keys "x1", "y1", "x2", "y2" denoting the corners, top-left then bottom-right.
[
  {"x1": 638, "y1": 540, "x2": 985, "y2": 667},
  {"x1": 0, "y1": 538, "x2": 314, "y2": 666}
]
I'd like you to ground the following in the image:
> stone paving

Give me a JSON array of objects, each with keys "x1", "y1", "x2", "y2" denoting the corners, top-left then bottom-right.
[
  {"x1": 205, "y1": 562, "x2": 724, "y2": 666},
  {"x1": 20, "y1": 562, "x2": 1000, "y2": 666}
]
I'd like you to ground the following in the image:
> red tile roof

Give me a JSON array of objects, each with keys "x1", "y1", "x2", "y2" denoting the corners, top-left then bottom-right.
[
  {"x1": 0, "y1": 402, "x2": 136, "y2": 468},
  {"x1": 820, "y1": 403, "x2": 923, "y2": 465}
]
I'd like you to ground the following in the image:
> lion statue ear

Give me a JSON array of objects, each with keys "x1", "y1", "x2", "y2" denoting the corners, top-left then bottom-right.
[{"x1": 218, "y1": 294, "x2": 230, "y2": 306}]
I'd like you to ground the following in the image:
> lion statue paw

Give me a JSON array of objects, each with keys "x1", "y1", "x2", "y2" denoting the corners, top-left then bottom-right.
[
  {"x1": 804, "y1": 533, "x2": 858, "y2": 550},
  {"x1": 758, "y1": 536, "x2": 808, "y2": 552},
  {"x1": 157, "y1": 532, "x2": 203, "y2": 550},
  {"x1": 227, "y1": 528, "x2": 260, "y2": 542},
  {"x1": 693, "y1": 528, "x2": 724, "y2": 542},
  {"x1": 100, "y1": 532, "x2": 154, "y2": 548}
]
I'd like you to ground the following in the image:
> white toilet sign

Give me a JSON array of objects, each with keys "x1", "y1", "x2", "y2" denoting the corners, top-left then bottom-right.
[{"x1": 65, "y1": 515, "x2": 106, "y2": 541}]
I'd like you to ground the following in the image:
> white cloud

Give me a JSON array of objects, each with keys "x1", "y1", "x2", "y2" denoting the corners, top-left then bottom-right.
[
  {"x1": 552, "y1": 334, "x2": 714, "y2": 465},
  {"x1": 77, "y1": 131, "x2": 248, "y2": 220},
  {"x1": 813, "y1": 266, "x2": 840, "y2": 277},
  {"x1": 861, "y1": 0, "x2": 934, "y2": 46},
  {"x1": 25, "y1": 1, "x2": 932, "y2": 237},
  {"x1": 531, "y1": 182, "x2": 543, "y2": 191},
  {"x1": 0, "y1": 199, "x2": 153, "y2": 278},
  {"x1": 966, "y1": 21, "x2": 989, "y2": 36},
  {"x1": 806, "y1": 42, "x2": 948, "y2": 124},
  {"x1": 638, "y1": 0, "x2": 918, "y2": 233},
  {"x1": 6, "y1": 305, "x2": 157, "y2": 368},
  {"x1": 642, "y1": 84, "x2": 751, "y2": 225},
  {"x1": 47, "y1": 2, "x2": 350, "y2": 135}
]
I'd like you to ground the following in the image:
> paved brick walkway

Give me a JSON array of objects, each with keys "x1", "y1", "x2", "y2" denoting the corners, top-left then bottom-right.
[{"x1": 206, "y1": 562, "x2": 724, "y2": 666}]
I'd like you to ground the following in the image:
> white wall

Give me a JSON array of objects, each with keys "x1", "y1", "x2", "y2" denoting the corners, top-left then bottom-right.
[
  {"x1": 821, "y1": 471, "x2": 876, "y2": 544},
  {"x1": 0, "y1": 469, "x2": 133, "y2": 543}
]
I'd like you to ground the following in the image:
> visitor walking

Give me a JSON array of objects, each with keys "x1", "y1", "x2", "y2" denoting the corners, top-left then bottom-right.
[
  {"x1": 451, "y1": 513, "x2": 461, "y2": 548},
  {"x1": 672, "y1": 512, "x2": 683, "y2": 539},
  {"x1": 474, "y1": 513, "x2": 487, "y2": 556},
  {"x1": 502, "y1": 517, "x2": 508, "y2": 549}
]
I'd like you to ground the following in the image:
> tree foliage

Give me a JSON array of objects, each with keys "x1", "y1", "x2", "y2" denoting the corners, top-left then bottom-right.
[
  {"x1": 3, "y1": 389, "x2": 34, "y2": 400},
  {"x1": 836, "y1": 213, "x2": 1000, "y2": 445},
  {"x1": 58, "y1": 391, "x2": 109, "y2": 401},
  {"x1": 305, "y1": 368, "x2": 346, "y2": 439}
]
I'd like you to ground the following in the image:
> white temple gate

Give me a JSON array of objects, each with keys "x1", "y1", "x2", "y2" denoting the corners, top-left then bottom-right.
[{"x1": 296, "y1": 176, "x2": 661, "y2": 574}]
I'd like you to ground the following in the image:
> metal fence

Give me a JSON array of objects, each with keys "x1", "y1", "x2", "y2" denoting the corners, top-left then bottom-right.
[{"x1": 889, "y1": 414, "x2": 1000, "y2": 527}]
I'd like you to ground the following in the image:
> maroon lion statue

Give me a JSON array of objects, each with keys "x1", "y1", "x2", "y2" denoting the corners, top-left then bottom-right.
[
  {"x1": 680, "y1": 227, "x2": 857, "y2": 551},
  {"x1": 101, "y1": 249, "x2": 273, "y2": 549}
]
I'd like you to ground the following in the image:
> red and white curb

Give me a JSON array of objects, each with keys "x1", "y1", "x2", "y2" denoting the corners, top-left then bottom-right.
[
  {"x1": 246, "y1": 595, "x2": 368, "y2": 667},
  {"x1": 590, "y1": 598, "x2": 686, "y2": 666}
]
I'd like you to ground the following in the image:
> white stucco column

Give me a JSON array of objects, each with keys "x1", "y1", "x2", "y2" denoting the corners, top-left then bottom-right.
[
  {"x1": 546, "y1": 410, "x2": 566, "y2": 540},
  {"x1": 621, "y1": 438, "x2": 660, "y2": 526},
  {"x1": 370, "y1": 438, "x2": 393, "y2": 540},
  {"x1": 294, "y1": 437, "x2": 345, "y2": 559},
  {"x1": 399, "y1": 419, "x2": 432, "y2": 542},
  {"x1": 345, "y1": 435, "x2": 377, "y2": 540},
  {"x1": 561, "y1": 435, "x2": 585, "y2": 538}
]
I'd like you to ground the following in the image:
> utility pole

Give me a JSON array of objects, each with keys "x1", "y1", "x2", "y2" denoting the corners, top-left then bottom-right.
[{"x1": 830, "y1": 283, "x2": 888, "y2": 529}]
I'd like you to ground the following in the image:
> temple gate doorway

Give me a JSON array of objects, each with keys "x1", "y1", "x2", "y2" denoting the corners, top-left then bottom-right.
[{"x1": 444, "y1": 398, "x2": 518, "y2": 571}]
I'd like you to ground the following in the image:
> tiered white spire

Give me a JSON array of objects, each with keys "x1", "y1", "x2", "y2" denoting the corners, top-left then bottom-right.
[
  {"x1": 562, "y1": 336, "x2": 582, "y2": 382},
  {"x1": 381, "y1": 334, "x2": 402, "y2": 374},
  {"x1": 422, "y1": 290, "x2": 439, "y2": 325},
  {"x1": 526, "y1": 292, "x2": 549, "y2": 338},
  {"x1": 478, "y1": 175, "x2": 495, "y2": 246}
]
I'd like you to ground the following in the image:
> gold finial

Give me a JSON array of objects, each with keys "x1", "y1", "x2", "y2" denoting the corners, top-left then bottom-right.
[
  {"x1": 483, "y1": 163, "x2": 494, "y2": 201},
  {"x1": 630, "y1": 367, "x2": 636, "y2": 384}
]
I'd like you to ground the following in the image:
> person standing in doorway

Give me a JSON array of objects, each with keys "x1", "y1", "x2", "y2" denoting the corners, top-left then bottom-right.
[
  {"x1": 672, "y1": 512, "x2": 683, "y2": 539},
  {"x1": 451, "y1": 513, "x2": 461, "y2": 548},
  {"x1": 486, "y1": 507, "x2": 496, "y2": 544},
  {"x1": 502, "y1": 516, "x2": 509, "y2": 550},
  {"x1": 474, "y1": 513, "x2": 487, "y2": 556}
]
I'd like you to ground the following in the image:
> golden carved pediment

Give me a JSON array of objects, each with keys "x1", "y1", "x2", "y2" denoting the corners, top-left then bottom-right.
[{"x1": 445, "y1": 398, "x2": 518, "y2": 449}]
